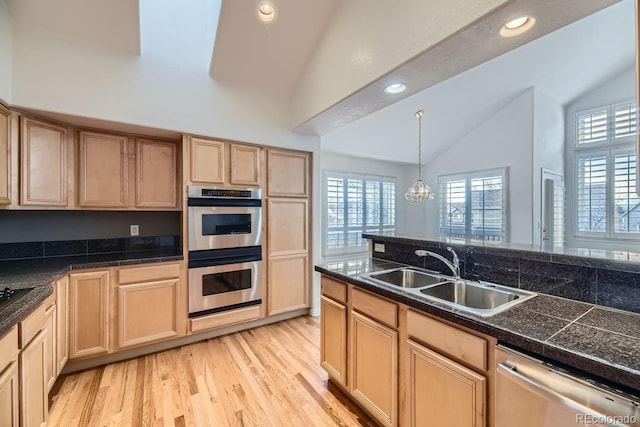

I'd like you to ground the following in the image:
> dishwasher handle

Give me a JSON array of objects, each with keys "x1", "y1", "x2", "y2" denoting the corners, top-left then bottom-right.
[{"x1": 498, "y1": 363, "x2": 632, "y2": 427}]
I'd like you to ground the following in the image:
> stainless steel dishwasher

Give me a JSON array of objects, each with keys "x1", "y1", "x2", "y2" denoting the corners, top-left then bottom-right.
[{"x1": 495, "y1": 346, "x2": 640, "y2": 426}]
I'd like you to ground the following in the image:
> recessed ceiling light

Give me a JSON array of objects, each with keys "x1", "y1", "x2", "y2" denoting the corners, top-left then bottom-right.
[
  {"x1": 384, "y1": 83, "x2": 406, "y2": 94},
  {"x1": 500, "y1": 16, "x2": 536, "y2": 37},
  {"x1": 257, "y1": 2, "x2": 276, "y2": 23}
]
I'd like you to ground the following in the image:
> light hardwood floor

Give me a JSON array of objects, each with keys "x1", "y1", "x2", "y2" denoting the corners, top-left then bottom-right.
[{"x1": 48, "y1": 316, "x2": 378, "y2": 427}]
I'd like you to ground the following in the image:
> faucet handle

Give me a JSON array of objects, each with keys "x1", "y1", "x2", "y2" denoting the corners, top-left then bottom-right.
[
  {"x1": 415, "y1": 250, "x2": 428, "y2": 257},
  {"x1": 446, "y1": 246, "x2": 459, "y2": 265}
]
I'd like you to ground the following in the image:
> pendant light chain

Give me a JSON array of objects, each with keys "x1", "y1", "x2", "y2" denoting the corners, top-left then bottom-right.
[
  {"x1": 404, "y1": 109, "x2": 434, "y2": 202},
  {"x1": 417, "y1": 110, "x2": 423, "y2": 178}
]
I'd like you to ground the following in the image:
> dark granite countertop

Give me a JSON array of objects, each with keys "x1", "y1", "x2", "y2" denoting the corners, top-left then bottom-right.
[
  {"x1": 0, "y1": 249, "x2": 183, "y2": 338},
  {"x1": 316, "y1": 257, "x2": 640, "y2": 395}
]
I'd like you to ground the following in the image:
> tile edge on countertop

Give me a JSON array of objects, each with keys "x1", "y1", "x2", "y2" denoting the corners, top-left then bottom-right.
[
  {"x1": 315, "y1": 258, "x2": 640, "y2": 394},
  {"x1": 0, "y1": 252, "x2": 184, "y2": 339}
]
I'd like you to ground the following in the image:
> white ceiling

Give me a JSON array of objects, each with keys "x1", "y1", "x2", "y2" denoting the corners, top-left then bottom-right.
[
  {"x1": 322, "y1": 0, "x2": 636, "y2": 164},
  {"x1": 2, "y1": 0, "x2": 634, "y2": 152},
  {"x1": 6, "y1": 0, "x2": 141, "y2": 55}
]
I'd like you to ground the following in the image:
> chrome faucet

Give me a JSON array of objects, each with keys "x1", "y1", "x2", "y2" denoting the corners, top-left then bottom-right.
[{"x1": 415, "y1": 247, "x2": 461, "y2": 279}]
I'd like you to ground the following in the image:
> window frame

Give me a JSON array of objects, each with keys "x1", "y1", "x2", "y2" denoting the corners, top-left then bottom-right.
[
  {"x1": 437, "y1": 167, "x2": 509, "y2": 242},
  {"x1": 573, "y1": 100, "x2": 639, "y2": 241},
  {"x1": 322, "y1": 171, "x2": 397, "y2": 257}
]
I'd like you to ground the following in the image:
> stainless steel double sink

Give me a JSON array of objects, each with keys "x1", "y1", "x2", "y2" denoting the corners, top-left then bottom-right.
[{"x1": 360, "y1": 267, "x2": 537, "y2": 317}]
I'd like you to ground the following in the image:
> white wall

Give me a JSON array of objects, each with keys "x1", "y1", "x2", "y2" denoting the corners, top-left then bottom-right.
[
  {"x1": 532, "y1": 89, "x2": 565, "y2": 244},
  {"x1": 0, "y1": 0, "x2": 13, "y2": 104},
  {"x1": 423, "y1": 88, "x2": 535, "y2": 244},
  {"x1": 9, "y1": 0, "x2": 318, "y2": 152},
  {"x1": 291, "y1": 0, "x2": 507, "y2": 128},
  {"x1": 564, "y1": 65, "x2": 637, "y2": 251}
]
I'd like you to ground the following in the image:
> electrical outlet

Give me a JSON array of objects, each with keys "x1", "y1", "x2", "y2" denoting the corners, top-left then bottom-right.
[
  {"x1": 130, "y1": 225, "x2": 139, "y2": 236},
  {"x1": 374, "y1": 243, "x2": 385, "y2": 253}
]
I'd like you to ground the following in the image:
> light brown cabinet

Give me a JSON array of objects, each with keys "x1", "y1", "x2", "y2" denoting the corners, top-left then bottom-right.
[
  {"x1": 44, "y1": 302, "x2": 56, "y2": 392},
  {"x1": 0, "y1": 104, "x2": 10, "y2": 205},
  {"x1": 116, "y1": 262, "x2": 182, "y2": 350},
  {"x1": 188, "y1": 136, "x2": 261, "y2": 187},
  {"x1": 69, "y1": 270, "x2": 111, "y2": 359},
  {"x1": 267, "y1": 150, "x2": 309, "y2": 197},
  {"x1": 78, "y1": 130, "x2": 128, "y2": 208},
  {"x1": 0, "y1": 325, "x2": 19, "y2": 427},
  {"x1": 19, "y1": 326, "x2": 48, "y2": 427},
  {"x1": 135, "y1": 138, "x2": 178, "y2": 209},
  {"x1": 320, "y1": 295, "x2": 347, "y2": 387},
  {"x1": 56, "y1": 276, "x2": 69, "y2": 375},
  {"x1": 406, "y1": 340, "x2": 486, "y2": 427},
  {"x1": 267, "y1": 198, "x2": 309, "y2": 316},
  {"x1": 20, "y1": 116, "x2": 69, "y2": 207}
]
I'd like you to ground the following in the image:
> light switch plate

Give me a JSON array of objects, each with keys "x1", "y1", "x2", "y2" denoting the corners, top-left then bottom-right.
[
  {"x1": 374, "y1": 243, "x2": 385, "y2": 253},
  {"x1": 130, "y1": 225, "x2": 139, "y2": 236}
]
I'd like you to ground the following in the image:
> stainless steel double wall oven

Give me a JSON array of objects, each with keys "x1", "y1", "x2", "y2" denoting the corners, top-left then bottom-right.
[{"x1": 187, "y1": 185, "x2": 263, "y2": 318}]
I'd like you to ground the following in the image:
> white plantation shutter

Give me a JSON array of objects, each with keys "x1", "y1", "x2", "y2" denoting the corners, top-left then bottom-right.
[
  {"x1": 613, "y1": 150, "x2": 640, "y2": 234},
  {"x1": 324, "y1": 172, "x2": 396, "y2": 256},
  {"x1": 439, "y1": 168, "x2": 507, "y2": 241},
  {"x1": 613, "y1": 101, "x2": 637, "y2": 140},
  {"x1": 577, "y1": 108, "x2": 607, "y2": 145},
  {"x1": 577, "y1": 153, "x2": 607, "y2": 233}
]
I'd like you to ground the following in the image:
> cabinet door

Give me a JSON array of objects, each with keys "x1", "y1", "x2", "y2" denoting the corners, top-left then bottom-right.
[
  {"x1": 320, "y1": 295, "x2": 347, "y2": 387},
  {"x1": 0, "y1": 104, "x2": 9, "y2": 205},
  {"x1": 0, "y1": 361, "x2": 19, "y2": 427},
  {"x1": 44, "y1": 303, "x2": 56, "y2": 391},
  {"x1": 190, "y1": 137, "x2": 226, "y2": 184},
  {"x1": 20, "y1": 329, "x2": 47, "y2": 427},
  {"x1": 69, "y1": 271, "x2": 110, "y2": 359},
  {"x1": 56, "y1": 276, "x2": 69, "y2": 375},
  {"x1": 135, "y1": 139, "x2": 178, "y2": 209},
  {"x1": 78, "y1": 131, "x2": 128, "y2": 208},
  {"x1": 267, "y1": 150, "x2": 309, "y2": 197},
  {"x1": 20, "y1": 116, "x2": 68, "y2": 206},
  {"x1": 230, "y1": 143, "x2": 260, "y2": 186},
  {"x1": 117, "y1": 279, "x2": 180, "y2": 349},
  {"x1": 267, "y1": 254, "x2": 308, "y2": 315},
  {"x1": 267, "y1": 198, "x2": 308, "y2": 255},
  {"x1": 350, "y1": 311, "x2": 397, "y2": 427},
  {"x1": 407, "y1": 340, "x2": 486, "y2": 427}
]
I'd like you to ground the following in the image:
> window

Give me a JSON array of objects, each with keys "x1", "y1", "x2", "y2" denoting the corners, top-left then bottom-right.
[
  {"x1": 574, "y1": 100, "x2": 639, "y2": 239},
  {"x1": 438, "y1": 168, "x2": 507, "y2": 241},
  {"x1": 324, "y1": 172, "x2": 396, "y2": 256}
]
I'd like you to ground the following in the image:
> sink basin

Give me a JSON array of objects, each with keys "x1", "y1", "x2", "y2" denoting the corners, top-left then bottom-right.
[
  {"x1": 362, "y1": 267, "x2": 449, "y2": 288},
  {"x1": 419, "y1": 281, "x2": 537, "y2": 316},
  {"x1": 360, "y1": 265, "x2": 536, "y2": 317}
]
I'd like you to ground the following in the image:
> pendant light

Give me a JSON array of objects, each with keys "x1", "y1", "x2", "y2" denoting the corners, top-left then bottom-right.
[{"x1": 405, "y1": 110, "x2": 435, "y2": 201}]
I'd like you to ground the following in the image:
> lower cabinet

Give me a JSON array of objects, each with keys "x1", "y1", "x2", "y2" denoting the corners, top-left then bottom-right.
[
  {"x1": 267, "y1": 254, "x2": 308, "y2": 316},
  {"x1": 406, "y1": 340, "x2": 486, "y2": 427},
  {"x1": 320, "y1": 295, "x2": 347, "y2": 387},
  {"x1": 44, "y1": 302, "x2": 57, "y2": 391},
  {"x1": 69, "y1": 270, "x2": 111, "y2": 359},
  {"x1": 20, "y1": 329, "x2": 47, "y2": 427},
  {"x1": 56, "y1": 276, "x2": 69, "y2": 375},
  {"x1": 0, "y1": 361, "x2": 19, "y2": 427},
  {"x1": 349, "y1": 310, "x2": 398, "y2": 427}
]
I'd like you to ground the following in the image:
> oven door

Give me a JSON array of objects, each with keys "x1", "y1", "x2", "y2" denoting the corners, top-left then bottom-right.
[
  {"x1": 188, "y1": 205, "x2": 262, "y2": 251},
  {"x1": 188, "y1": 260, "x2": 263, "y2": 316}
]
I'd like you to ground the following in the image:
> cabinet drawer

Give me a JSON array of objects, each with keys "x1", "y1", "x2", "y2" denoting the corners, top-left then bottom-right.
[
  {"x1": 407, "y1": 310, "x2": 487, "y2": 371},
  {"x1": 351, "y1": 288, "x2": 397, "y2": 328},
  {"x1": 118, "y1": 262, "x2": 181, "y2": 284},
  {"x1": 321, "y1": 276, "x2": 347, "y2": 304},
  {"x1": 0, "y1": 326, "x2": 18, "y2": 372},
  {"x1": 190, "y1": 305, "x2": 260, "y2": 333},
  {"x1": 19, "y1": 302, "x2": 47, "y2": 349}
]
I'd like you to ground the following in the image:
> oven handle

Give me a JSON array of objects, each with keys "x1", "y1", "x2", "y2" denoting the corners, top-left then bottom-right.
[
  {"x1": 187, "y1": 198, "x2": 261, "y2": 207},
  {"x1": 497, "y1": 363, "x2": 628, "y2": 426}
]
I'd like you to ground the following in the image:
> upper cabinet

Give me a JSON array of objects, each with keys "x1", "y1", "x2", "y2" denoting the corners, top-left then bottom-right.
[
  {"x1": 0, "y1": 105, "x2": 9, "y2": 205},
  {"x1": 78, "y1": 131, "x2": 128, "y2": 208},
  {"x1": 77, "y1": 132, "x2": 178, "y2": 210},
  {"x1": 20, "y1": 116, "x2": 69, "y2": 207},
  {"x1": 135, "y1": 138, "x2": 178, "y2": 209},
  {"x1": 267, "y1": 150, "x2": 309, "y2": 197},
  {"x1": 188, "y1": 136, "x2": 261, "y2": 187}
]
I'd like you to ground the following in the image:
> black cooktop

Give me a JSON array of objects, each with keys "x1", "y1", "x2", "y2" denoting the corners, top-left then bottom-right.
[{"x1": 0, "y1": 287, "x2": 33, "y2": 310}]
